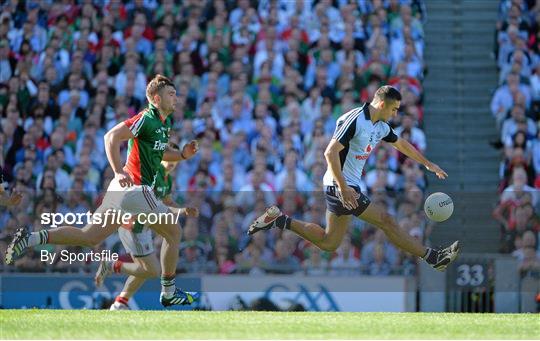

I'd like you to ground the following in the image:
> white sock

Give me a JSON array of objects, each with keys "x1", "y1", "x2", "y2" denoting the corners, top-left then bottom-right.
[
  {"x1": 27, "y1": 233, "x2": 40, "y2": 247},
  {"x1": 28, "y1": 231, "x2": 48, "y2": 247},
  {"x1": 162, "y1": 285, "x2": 175, "y2": 297},
  {"x1": 161, "y1": 275, "x2": 176, "y2": 297}
]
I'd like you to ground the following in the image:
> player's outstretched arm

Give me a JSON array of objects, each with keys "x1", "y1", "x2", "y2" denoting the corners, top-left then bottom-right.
[
  {"x1": 104, "y1": 122, "x2": 135, "y2": 187},
  {"x1": 390, "y1": 137, "x2": 448, "y2": 179},
  {"x1": 163, "y1": 140, "x2": 199, "y2": 162}
]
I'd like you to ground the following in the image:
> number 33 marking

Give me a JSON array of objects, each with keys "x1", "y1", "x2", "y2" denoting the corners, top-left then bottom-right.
[{"x1": 456, "y1": 264, "x2": 485, "y2": 286}]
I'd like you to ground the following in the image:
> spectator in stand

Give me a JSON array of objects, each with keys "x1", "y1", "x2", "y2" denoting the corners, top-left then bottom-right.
[
  {"x1": 500, "y1": 106, "x2": 537, "y2": 148},
  {"x1": 501, "y1": 167, "x2": 538, "y2": 206},
  {"x1": 302, "y1": 243, "x2": 329, "y2": 275},
  {"x1": 330, "y1": 234, "x2": 361, "y2": 275},
  {"x1": 518, "y1": 247, "x2": 540, "y2": 274},
  {"x1": 267, "y1": 239, "x2": 301, "y2": 274},
  {"x1": 361, "y1": 229, "x2": 399, "y2": 271},
  {"x1": 532, "y1": 130, "x2": 540, "y2": 186},
  {"x1": 367, "y1": 243, "x2": 393, "y2": 275},
  {"x1": 491, "y1": 72, "x2": 532, "y2": 128},
  {"x1": 394, "y1": 113, "x2": 426, "y2": 152}
]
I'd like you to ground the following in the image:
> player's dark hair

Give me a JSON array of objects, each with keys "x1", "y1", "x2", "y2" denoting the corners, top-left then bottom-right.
[
  {"x1": 146, "y1": 74, "x2": 175, "y2": 102},
  {"x1": 373, "y1": 85, "x2": 402, "y2": 103}
]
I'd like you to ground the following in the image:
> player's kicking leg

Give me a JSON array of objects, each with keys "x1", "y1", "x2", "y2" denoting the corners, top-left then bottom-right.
[
  {"x1": 249, "y1": 186, "x2": 460, "y2": 271},
  {"x1": 5, "y1": 177, "x2": 136, "y2": 264},
  {"x1": 249, "y1": 206, "x2": 352, "y2": 250},
  {"x1": 358, "y1": 203, "x2": 460, "y2": 271}
]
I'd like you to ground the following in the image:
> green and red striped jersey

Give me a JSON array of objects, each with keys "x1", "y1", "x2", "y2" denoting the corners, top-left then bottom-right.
[{"x1": 123, "y1": 103, "x2": 172, "y2": 188}]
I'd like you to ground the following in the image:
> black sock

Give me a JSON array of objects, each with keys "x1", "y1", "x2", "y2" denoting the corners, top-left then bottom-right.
[
  {"x1": 423, "y1": 248, "x2": 438, "y2": 264},
  {"x1": 275, "y1": 215, "x2": 292, "y2": 230}
]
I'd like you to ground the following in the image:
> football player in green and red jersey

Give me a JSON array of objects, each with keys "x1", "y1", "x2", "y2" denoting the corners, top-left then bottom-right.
[
  {"x1": 96, "y1": 143, "x2": 199, "y2": 310},
  {"x1": 6, "y1": 75, "x2": 199, "y2": 307}
]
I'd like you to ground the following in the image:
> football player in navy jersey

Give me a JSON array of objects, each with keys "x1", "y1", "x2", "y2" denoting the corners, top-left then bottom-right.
[{"x1": 249, "y1": 86, "x2": 460, "y2": 272}]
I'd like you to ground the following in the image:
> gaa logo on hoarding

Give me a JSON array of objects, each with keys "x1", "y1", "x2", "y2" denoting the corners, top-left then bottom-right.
[
  {"x1": 59, "y1": 280, "x2": 140, "y2": 310},
  {"x1": 264, "y1": 284, "x2": 339, "y2": 311}
]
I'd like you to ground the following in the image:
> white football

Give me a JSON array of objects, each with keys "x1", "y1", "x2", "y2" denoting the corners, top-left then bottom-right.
[{"x1": 424, "y1": 192, "x2": 454, "y2": 222}]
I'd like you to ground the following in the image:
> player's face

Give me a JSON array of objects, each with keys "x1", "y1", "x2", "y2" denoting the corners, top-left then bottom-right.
[
  {"x1": 382, "y1": 100, "x2": 400, "y2": 120},
  {"x1": 157, "y1": 85, "x2": 177, "y2": 114}
]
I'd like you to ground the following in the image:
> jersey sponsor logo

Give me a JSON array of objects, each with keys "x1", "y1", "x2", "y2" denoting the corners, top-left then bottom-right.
[
  {"x1": 355, "y1": 154, "x2": 369, "y2": 161},
  {"x1": 153, "y1": 140, "x2": 168, "y2": 151},
  {"x1": 354, "y1": 144, "x2": 372, "y2": 161}
]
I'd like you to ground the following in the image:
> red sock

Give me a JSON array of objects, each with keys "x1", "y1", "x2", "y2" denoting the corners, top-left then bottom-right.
[
  {"x1": 115, "y1": 296, "x2": 129, "y2": 305},
  {"x1": 113, "y1": 260, "x2": 123, "y2": 273}
]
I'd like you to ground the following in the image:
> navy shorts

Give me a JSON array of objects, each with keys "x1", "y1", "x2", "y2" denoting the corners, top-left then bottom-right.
[{"x1": 324, "y1": 185, "x2": 371, "y2": 216}]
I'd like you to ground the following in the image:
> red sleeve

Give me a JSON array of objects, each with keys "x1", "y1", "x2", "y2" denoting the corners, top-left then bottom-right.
[
  {"x1": 124, "y1": 113, "x2": 141, "y2": 127},
  {"x1": 123, "y1": 113, "x2": 146, "y2": 137}
]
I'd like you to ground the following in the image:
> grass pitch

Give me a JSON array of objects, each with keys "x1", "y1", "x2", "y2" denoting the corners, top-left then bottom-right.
[{"x1": 1, "y1": 310, "x2": 538, "y2": 339}]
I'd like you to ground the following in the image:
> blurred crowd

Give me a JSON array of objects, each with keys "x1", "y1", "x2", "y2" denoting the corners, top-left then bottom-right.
[
  {"x1": 490, "y1": 0, "x2": 540, "y2": 275},
  {"x1": 0, "y1": 0, "x2": 431, "y2": 276}
]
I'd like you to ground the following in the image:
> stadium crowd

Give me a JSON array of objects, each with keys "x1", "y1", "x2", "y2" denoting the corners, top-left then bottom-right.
[
  {"x1": 491, "y1": 0, "x2": 540, "y2": 275},
  {"x1": 0, "y1": 0, "x2": 431, "y2": 276}
]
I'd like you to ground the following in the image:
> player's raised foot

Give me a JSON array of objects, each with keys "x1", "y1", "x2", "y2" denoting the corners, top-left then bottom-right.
[
  {"x1": 110, "y1": 301, "x2": 130, "y2": 311},
  {"x1": 430, "y1": 240, "x2": 461, "y2": 271},
  {"x1": 5, "y1": 228, "x2": 29, "y2": 265},
  {"x1": 94, "y1": 260, "x2": 112, "y2": 287},
  {"x1": 160, "y1": 288, "x2": 200, "y2": 307},
  {"x1": 247, "y1": 206, "x2": 282, "y2": 235}
]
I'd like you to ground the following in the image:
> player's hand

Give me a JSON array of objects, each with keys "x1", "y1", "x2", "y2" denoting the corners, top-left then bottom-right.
[
  {"x1": 426, "y1": 163, "x2": 448, "y2": 179},
  {"x1": 115, "y1": 171, "x2": 134, "y2": 188},
  {"x1": 181, "y1": 207, "x2": 199, "y2": 217},
  {"x1": 7, "y1": 190, "x2": 22, "y2": 206},
  {"x1": 182, "y1": 140, "x2": 199, "y2": 159},
  {"x1": 337, "y1": 185, "x2": 360, "y2": 210}
]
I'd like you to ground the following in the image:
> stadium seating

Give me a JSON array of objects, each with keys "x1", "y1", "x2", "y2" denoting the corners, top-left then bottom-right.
[
  {"x1": 491, "y1": 0, "x2": 540, "y2": 274},
  {"x1": 0, "y1": 0, "x2": 432, "y2": 276}
]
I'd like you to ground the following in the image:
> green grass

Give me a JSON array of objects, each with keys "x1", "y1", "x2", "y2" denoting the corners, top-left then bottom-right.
[{"x1": 1, "y1": 310, "x2": 538, "y2": 339}]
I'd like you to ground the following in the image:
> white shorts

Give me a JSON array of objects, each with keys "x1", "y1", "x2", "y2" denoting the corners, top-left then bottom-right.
[
  {"x1": 118, "y1": 225, "x2": 154, "y2": 257},
  {"x1": 101, "y1": 178, "x2": 169, "y2": 216}
]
